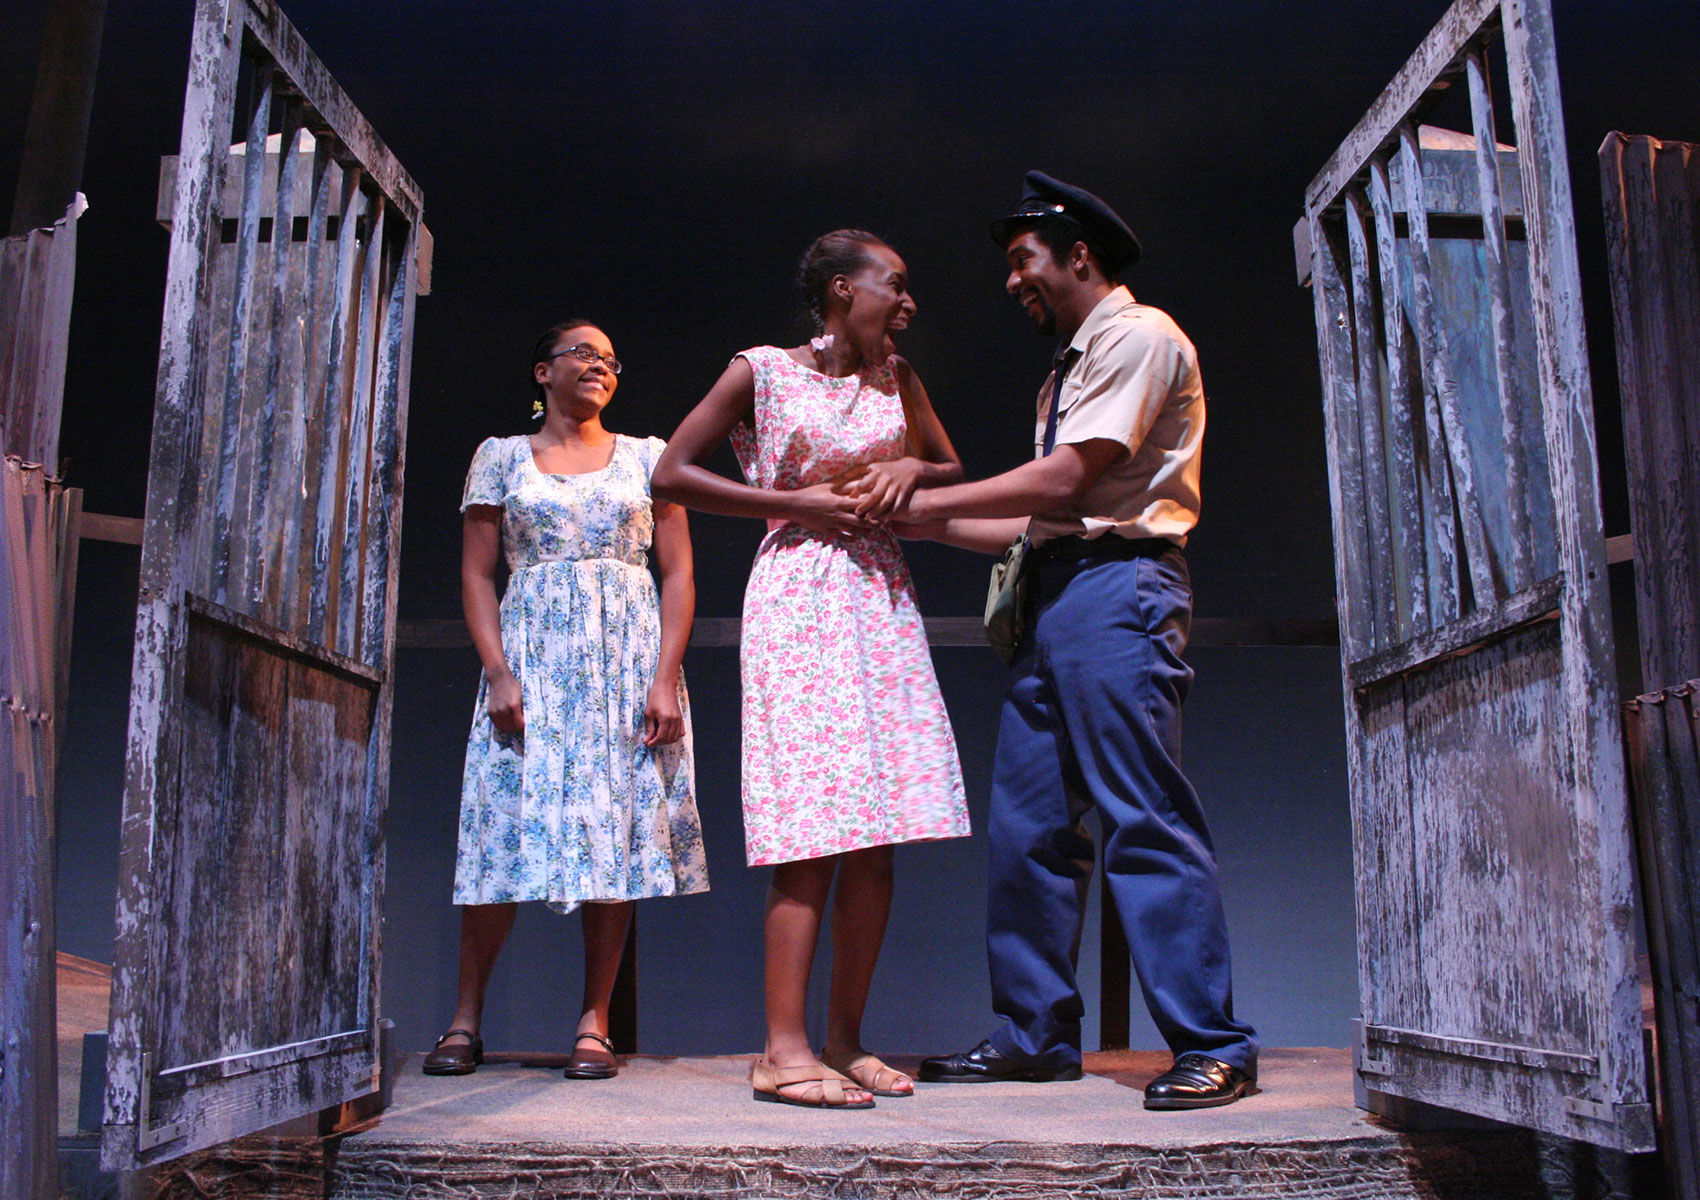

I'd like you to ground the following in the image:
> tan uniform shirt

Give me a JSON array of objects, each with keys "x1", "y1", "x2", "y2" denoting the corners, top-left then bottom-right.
[{"x1": 1027, "y1": 286, "x2": 1205, "y2": 547}]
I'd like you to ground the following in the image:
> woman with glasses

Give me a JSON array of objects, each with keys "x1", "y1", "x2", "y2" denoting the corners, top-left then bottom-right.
[
  {"x1": 424, "y1": 320, "x2": 707, "y2": 1082},
  {"x1": 653, "y1": 231, "x2": 969, "y2": 1108}
]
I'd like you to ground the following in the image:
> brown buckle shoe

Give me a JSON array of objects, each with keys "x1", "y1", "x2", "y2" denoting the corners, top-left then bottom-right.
[
  {"x1": 422, "y1": 1028, "x2": 483, "y2": 1076},
  {"x1": 563, "y1": 1031, "x2": 619, "y2": 1080}
]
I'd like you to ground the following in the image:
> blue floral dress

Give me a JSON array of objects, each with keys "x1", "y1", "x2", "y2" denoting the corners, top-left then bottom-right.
[{"x1": 453, "y1": 434, "x2": 707, "y2": 914}]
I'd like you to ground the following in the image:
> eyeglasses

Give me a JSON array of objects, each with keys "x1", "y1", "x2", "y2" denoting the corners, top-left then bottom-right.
[{"x1": 548, "y1": 344, "x2": 622, "y2": 375}]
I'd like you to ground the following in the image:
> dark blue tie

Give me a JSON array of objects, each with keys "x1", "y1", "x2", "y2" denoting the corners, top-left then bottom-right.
[{"x1": 1041, "y1": 350, "x2": 1077, "y2": 457}]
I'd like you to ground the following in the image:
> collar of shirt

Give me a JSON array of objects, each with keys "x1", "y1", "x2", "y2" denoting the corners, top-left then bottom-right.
[{"x1": 1061, "y1": 284, "x2": 1139, "y2": 360}]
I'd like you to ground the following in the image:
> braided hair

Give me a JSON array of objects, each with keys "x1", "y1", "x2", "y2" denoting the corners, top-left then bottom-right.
[{"x1": 796, "y1": 230, "x2": 889, "y2": 332}]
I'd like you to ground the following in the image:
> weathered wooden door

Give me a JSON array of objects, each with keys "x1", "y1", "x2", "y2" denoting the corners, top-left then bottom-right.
[
  {"x1": 1297, "y1": 0, "x2": 1652, "y2": 1149},
  {"x1": 102, "y1": 0, "x2": 424, "y2": 1168}
]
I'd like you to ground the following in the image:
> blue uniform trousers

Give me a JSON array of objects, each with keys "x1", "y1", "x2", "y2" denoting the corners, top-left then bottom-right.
[{"x1": 984, "y1": 547, "x2": 1257, "y2": 1072}]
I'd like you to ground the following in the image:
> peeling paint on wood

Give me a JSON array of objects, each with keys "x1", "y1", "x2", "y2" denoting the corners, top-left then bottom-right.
[
  {"x1": 103, "y1": 0, "x2": 423, "y2": 1172},
  {"x1": 1602, "y1": 133, "x2": 1700, "y2": 1197},
  {"x1": 1299, "y1": 0, "x2": 1648, "y2": 1152}
]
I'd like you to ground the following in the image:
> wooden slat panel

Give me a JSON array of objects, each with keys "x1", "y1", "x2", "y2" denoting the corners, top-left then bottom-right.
[
  {"x1": 359, "y1": 223, "x2": 414, "y2": 669},
  {"x1": 1625, "y1": 686, "x2": 1700, "y2": 1196},
  {"x1": 1366, "y1": 157, "x2": 1430, "y2": 638},
  {"x1": 243, "y1": 101, "x2": 307, "y2": 621},
  {"x1": 1300, "y1": 0, "x2": 1648, "y2": 1151},
  {"x1": 1343, "y1": 189, "x2": 1398, "y2": 648},
  {"x1": 107, "y1": 0, "x2": 248, "y2": 1158},
  {"x1": 282, "y1": 141, "x2": 339, "y2": 631},
  {"x1": 154, "y1": 610, "x2": 374, "y2": 1066},
  {"x1": 1398, "y1": 122, "x2": 1502, "y2": 608},
  {"x1": 1354, "y1": 677, "x2": 1420, "y2": 1035},
  {"x1": 1303, "y1": 0, "x2": 1499, "y2": 219},
  {"x1": 107, "y1": 0, "x2": 425, "y2": 1169},
  {"x1": 1311, "y1": 217, "x2": 1376, "y2": 662},
  {"x1": 1502, "y1": 0, "x2": 1644, "y2": 1136},
  {"x1": 335, "y1": 197, "x2": 386, "y2": 658},
  {"x1": 241, "y1": 0, "x2": 420, "y2": 219},
  {"x1": 306, "y1": 172, "x2": 367, "y2": 647},
  {"x1": 1600, "y1": 134, "x2": 1700, "y2": 691},
  {"x1": 1347, "y1": 573, "x2": 1560, "y2": 690},
  {"x1": 1465, "y1": 50, "x2": 1535, "y2": 591},
  {"x1": 207, "y1": 68, "x2": 274, "y2": 604}
]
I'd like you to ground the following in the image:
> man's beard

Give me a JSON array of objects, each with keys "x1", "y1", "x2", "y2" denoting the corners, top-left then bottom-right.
[{"x1": 1031, "y1": 297, "x2": 1058, "y2": 337}]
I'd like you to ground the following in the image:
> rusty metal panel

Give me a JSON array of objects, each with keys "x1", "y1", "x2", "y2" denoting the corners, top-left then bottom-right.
[
  {"x1": 0, "y1": 192, "x2": 85, "y2": 1200},
  {"x1": 1299, "y1": 0, "x2": 1649, "y2": 1149},
  {"x1": 0, "y1": 461, "x2": 81, "y2": 1200},
  {"x1": 0, "y1": 194, "x2": 85, "y2": 469},
  {"x1": 103, "y1": 0, "x2": 424, "y2": 1170}
]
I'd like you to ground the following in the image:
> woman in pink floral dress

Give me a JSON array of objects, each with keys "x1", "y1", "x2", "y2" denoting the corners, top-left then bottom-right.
[{"x1": 653, "y1": 230, "x2": 969, "y2": 1108}]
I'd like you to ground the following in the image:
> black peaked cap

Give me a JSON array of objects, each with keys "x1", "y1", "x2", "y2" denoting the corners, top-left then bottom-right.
[{"x1": 989, "y1": 170, "x2": 1141, "y2": 270}]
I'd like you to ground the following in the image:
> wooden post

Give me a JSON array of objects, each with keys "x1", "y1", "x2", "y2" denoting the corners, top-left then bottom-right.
[{"x1": 9, "y1": 0, "x2": 108, "y2": 236}]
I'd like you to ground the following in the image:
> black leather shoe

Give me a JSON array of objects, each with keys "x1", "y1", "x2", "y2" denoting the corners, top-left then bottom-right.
[
  {"x1": 918, "y1": 1039, "x2": 1083, "y2": 1083},
  {"x1": 1142, "y1": 1052, "x2": 1254, "y2": 1109}
]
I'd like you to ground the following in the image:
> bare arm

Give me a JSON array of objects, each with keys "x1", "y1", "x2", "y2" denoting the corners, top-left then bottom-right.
[
  {"x1": 462, "y1": 505, "x2": 523, "y2": 734},
  {"x1": 892, "y1": 516, "x2": 1033, "y2": 555},
  {"x1": 903, "y1": 438, "x2": 1125, "y2": 522},
  {"x1": 651, "y1": 357, "x2": 867, "y2": 536},
  {"x1": 644, "y1": 498, "x2": 693, "y2": 746},
  {"x1": 843, "y1": 358, "x2": 965, "y2": 518}
]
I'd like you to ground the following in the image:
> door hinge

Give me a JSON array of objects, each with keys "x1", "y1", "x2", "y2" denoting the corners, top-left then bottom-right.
[{"x1": 135, "y1": 1052, "x2": 188, "y2": 1151}]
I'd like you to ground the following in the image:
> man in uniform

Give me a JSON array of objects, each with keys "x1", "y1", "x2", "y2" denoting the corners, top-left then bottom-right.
[{"x1": 898, "y1": 171, "x2": 1257, "y2": 1109}]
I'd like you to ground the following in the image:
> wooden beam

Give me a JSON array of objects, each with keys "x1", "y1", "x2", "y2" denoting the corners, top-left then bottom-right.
[
  {"x1": 8, "y1": 0, "x2": 108, "y2": 235},
  {"x1": 1304, "y1": 0, "x2": 1498, "y2": 219}
]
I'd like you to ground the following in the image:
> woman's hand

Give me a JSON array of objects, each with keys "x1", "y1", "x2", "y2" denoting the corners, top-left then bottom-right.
[
  {"x1": 644, "y1": 680, "x2": 685, "y2": 746},
  {"x1": 787, "y1": 482, "x2": 871, "y2": 540},
  {"x1": 840, "y1": 457, "x2": 927, "y2": 520},
  {"x1": 486, "y1": 669, "x2": 524, "y2": 735}
]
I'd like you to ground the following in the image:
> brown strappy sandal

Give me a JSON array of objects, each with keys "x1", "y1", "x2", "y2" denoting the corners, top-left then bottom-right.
[
  {"x1": 820, "y1": 1048, "x2": 914, "y2": 1097},
  {"x1": 749, "y1": 1056, "x2": 875, "y2": 1109}
]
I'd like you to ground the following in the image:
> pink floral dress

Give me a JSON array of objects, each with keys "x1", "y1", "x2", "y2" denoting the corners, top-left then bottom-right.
[{"x1": 730, "y1": 346, "x2": 969, "y2": 866}]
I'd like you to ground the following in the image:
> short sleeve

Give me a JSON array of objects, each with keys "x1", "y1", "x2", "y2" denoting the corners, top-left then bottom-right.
[
  {"x1": 641, "y1": 435, "x2": 667, "y2": 480},
  {"x1": 1058, "y1": 324, "x2": 1184, "y2": 453},
  {"x1": 460, "y1": 437, "x2": 509, "y2": 511}
]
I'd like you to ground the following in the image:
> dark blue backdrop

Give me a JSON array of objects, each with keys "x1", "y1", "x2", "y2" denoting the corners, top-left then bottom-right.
[{"x1": 10, "y1": 0, "x2": 1696, "y2": 1056}]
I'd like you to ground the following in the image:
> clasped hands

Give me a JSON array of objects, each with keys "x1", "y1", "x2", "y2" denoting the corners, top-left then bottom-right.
[{"x1": 787, "y1": 458, "x2": 935, "y2": 540}]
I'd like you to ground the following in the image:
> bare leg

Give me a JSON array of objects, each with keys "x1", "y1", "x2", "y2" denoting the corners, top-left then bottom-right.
[
  {"x1": 822, "y1": 845, "x2": 911, "y2": 1094},
  {"x1": 577, "y1": 900, "x2": 633, "y2": 1042},
  {"x1": 442, "y1": 902, "x2": 518, "y2": 1047},
  {"x1": 763, "y1": 855, "x2": 871, "y2": 1105}
]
